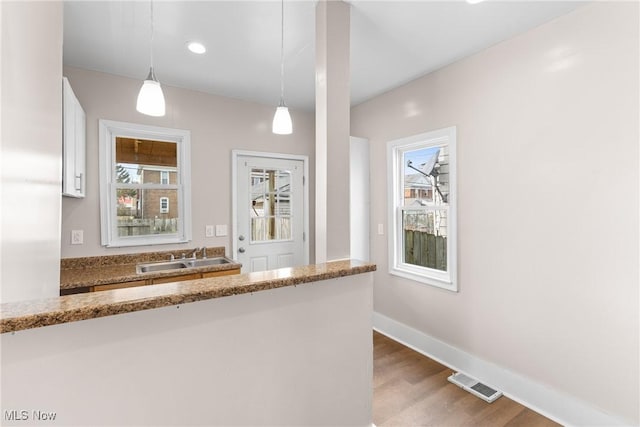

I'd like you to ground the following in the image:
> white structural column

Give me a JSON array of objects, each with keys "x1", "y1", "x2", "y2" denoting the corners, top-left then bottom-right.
[
  {"x1": 315, "y1": 0, "x2": 351, "y2": 263},
  {"x1": 0, "y1": 1, "x2": 63, "y2": 303}
]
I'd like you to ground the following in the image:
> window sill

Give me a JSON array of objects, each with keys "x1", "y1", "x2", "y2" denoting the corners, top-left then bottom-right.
[
  {"x1": 389, "y1": 266, "x2": 457, "y2": 292},
  {"x1": 105, "y1": 236, "x2": 190, "y2": 248}
]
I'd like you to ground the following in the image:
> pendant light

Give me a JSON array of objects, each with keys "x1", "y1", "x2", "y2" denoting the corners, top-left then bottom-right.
[
  {"x1": 272, "y1": 0, "x2": 292, "y2": 134},
  {"x1": 137, "y1": 0, "x2": 166, "y2": 117}
]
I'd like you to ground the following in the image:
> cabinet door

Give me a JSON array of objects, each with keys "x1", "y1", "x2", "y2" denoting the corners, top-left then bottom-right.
[
  {"x1": 62, "y1": 78, "x2": 76, "y2": 196},
  {"x1": 93, "y1": 280, "x2": 148, "y2": 292},
  {"x1": 74, "y1": 101, "x2": 86, "y2": 196},
  {"x1": 152, "y1": 273, "x2": 201, "y2": 285},
  {"x1": 62, "y1": 77, "x2": 86, "y2": 198},
  {"x1": 201, "y1": 269, "x2": 241, "y2": 278}
]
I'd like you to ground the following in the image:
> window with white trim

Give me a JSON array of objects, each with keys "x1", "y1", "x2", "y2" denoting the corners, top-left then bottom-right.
[
  {"x1": 99, "y1": 120, "x2": 192, "y2": 247},
  {"x1": 387, "y1": 126, "x2": 457, "y2": 291},
  {"x1": 159, "y1": 197, "x2": 169, "y2": 214}
]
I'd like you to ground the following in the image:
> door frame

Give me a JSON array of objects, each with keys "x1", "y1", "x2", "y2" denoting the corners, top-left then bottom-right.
[{"x1": 231, "y1": 150, "x2": 310, "y2": 268}]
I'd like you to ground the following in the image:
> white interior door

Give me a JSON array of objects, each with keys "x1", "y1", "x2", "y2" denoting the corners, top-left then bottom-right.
[{"x1": 234, "y1": 153, "x2": 307, "y2": 273}]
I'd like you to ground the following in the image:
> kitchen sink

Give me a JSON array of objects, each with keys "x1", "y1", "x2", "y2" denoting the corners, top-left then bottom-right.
[
  {"x1": 184, "y1": 257, "x2": 232, "y2": 268},
  {"x1": 136, "y1": 257, "x2": 233, "y2": 274},
  {"x1": 136, "y1": 261, "x2": 188, "y2": 273}
]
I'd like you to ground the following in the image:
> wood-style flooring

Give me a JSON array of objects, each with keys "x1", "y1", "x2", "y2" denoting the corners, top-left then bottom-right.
[{"x1": 373, "y1": 331, "x2": 561, "y2": 427}]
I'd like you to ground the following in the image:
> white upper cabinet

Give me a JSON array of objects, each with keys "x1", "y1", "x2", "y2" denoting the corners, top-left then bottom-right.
[{"x1": 62, "y1": 77, "x2": 86, "y2": 198}]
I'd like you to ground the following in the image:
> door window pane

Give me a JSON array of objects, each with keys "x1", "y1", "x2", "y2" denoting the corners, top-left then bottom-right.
[
  {"x1": 250, "y1": 167, "x2": 292, "y2": 242},
  {"x1": 251, "y1": 217, "x2": 291, "y2": 241},
  {"x1": 274, "y1": 193, "x2": 290, "y2": 216}
]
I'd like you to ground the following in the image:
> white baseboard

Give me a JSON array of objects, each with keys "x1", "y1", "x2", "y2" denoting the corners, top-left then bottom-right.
[{"x1": 373, "y1": 312, "x2": 630, "y2": 427}]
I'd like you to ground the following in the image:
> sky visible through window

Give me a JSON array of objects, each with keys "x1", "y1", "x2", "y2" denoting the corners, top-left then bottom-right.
[
  {"x1": 404, "y1": 147, "x2": 440, "y2": 176},
  {"x1": 117, "y1": 163, "x2": 142, "y2": 184}
]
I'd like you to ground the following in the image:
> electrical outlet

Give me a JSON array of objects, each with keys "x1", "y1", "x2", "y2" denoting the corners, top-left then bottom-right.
[
  {"x1": 205, "y1": 225, "x2": 215, "y2": 237},
  {"x1": 71, "y1": 230, "x2": 84, "y2": 245}
]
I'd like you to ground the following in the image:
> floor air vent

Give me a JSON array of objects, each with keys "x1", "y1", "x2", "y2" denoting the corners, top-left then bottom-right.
[{"x1": 447, "y1": 372, "x2": 503, "y2": 403}]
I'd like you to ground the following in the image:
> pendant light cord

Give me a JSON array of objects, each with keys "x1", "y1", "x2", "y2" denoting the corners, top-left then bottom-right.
[
  {"x1": 279, "y1": 0, "x2": 285, "y2": 104},
  {"x1": 150, "y1": 0, "x2": 155, "y2": 70}
]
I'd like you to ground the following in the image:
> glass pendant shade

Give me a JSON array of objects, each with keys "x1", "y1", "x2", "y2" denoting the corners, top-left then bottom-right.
[
  {"x1": 272, "y1": 103, "x2": 292, "y2": 135},
  {"x1": 137, "y1": 68, "x2": 165, "y2": 117}
]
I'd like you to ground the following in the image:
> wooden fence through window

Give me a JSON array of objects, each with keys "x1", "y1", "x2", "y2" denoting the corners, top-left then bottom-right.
[
  {"x1": 404, "y1": 229, "x2": 447, "y2": 271},
  {"x1": 118, "y1": 218, "x2": 178, "y2": 236}
]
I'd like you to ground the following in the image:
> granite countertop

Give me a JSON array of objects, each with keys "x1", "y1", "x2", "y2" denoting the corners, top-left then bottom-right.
[
  {"x1": 2, "y1": 260, "x2": 376, "y2": 334},
  {"x1": 60, "y1": 247, "x2": 240, "y2": 290}
]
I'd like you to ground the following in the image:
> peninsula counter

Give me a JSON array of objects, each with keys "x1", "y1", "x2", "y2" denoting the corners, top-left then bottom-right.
[{"x1": 1, "y1": 260, "x2": 375, "y2": 426}]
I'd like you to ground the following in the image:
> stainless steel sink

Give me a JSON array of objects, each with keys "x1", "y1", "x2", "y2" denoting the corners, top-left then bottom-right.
[
  {"x1": 184, "y1": 257, "x2": 232, "y2": 268},
  {"x1": 136, "y1": 257, "x2": 233, "y2": 274},
  {"x1": 136, "y1": 260, "x2": 188, "y2": 274}
]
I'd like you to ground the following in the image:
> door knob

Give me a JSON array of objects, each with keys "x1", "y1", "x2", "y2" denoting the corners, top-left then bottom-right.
[
  {"x1": 239, "y1": 235, "x2": 245, "y2": 241},
  {"x1": 238, "y1": 247, "x2": 245, "y2": 253}
]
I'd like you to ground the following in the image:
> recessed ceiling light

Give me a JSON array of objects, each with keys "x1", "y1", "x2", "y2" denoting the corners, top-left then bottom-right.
[{"x1": 187, "y1": 41, "x2": 206, "y2": 54}]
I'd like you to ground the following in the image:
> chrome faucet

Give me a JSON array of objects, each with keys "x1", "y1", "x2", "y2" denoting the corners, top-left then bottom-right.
[
  {"x1": 202, "y1": 247, "x2": 207, "y2": 259},
  {"x1": 191, "y1": 247, "x2": 202, "y2": 259}
]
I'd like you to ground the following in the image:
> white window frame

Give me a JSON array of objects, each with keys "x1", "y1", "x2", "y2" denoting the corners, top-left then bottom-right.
[
  {"x1": 159, "y1": 197, "x2": 169, "y2": 214},
  {"x1": 387, "y1": 126, "x2": 457, "y2": 292},
  {"x1": 99, "y1": 120, "x2": 192, "y2": 247},
  {"x1": 160, "y1": 170, "x2": 170, "y2": 185}
]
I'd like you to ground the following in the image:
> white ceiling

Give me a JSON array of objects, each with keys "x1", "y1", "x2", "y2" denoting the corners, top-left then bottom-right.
[{"x1": 63, "y1": 1, "x2": 585, "y2": 111}]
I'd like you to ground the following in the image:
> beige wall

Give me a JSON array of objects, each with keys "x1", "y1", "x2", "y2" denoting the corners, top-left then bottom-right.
[
  {"x1": 1, "y1": 1, "x2": 63, "y2": 303},
  {"x1": 61, "y1": 67, "x2": 315, "y2": 259},
  {"x1": 352, "y1": 2, "x2": 639, "y2": 424}
]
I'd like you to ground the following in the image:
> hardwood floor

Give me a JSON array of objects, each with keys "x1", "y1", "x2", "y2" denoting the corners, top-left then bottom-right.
[{"x1": 373, "y1": 331, "x2": 560, "y2": 427}]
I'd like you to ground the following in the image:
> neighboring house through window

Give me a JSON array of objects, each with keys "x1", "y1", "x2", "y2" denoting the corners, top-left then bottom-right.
[{"x1": 387, "y1": 126, "x2": 457, "y2": 291}]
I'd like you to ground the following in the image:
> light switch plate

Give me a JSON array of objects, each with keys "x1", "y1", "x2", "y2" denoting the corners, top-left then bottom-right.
[
  {"x1": 377, "y1": 224, "x2": 384, "y2": 235},
  {"x1": 71, "y1": 229, "x2": 84, "y2": 245},
  {"x1": 215, "y1": 224, "x2": 228, "y2": 237},
  {"x1": 205, "y1": 225, "x2": 214, "y2": 237}
]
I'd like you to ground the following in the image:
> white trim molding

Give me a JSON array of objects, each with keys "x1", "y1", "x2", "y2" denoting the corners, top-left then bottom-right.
[
  {"x1": 387, "y1": 126, "x2": 457, "y2": 291},
  {"x1": 98, "y1": 119, "x2": 192, "y2": 247},
  {"x1": 373, "y1": 312, "x2": 631, "y2": 427}
]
